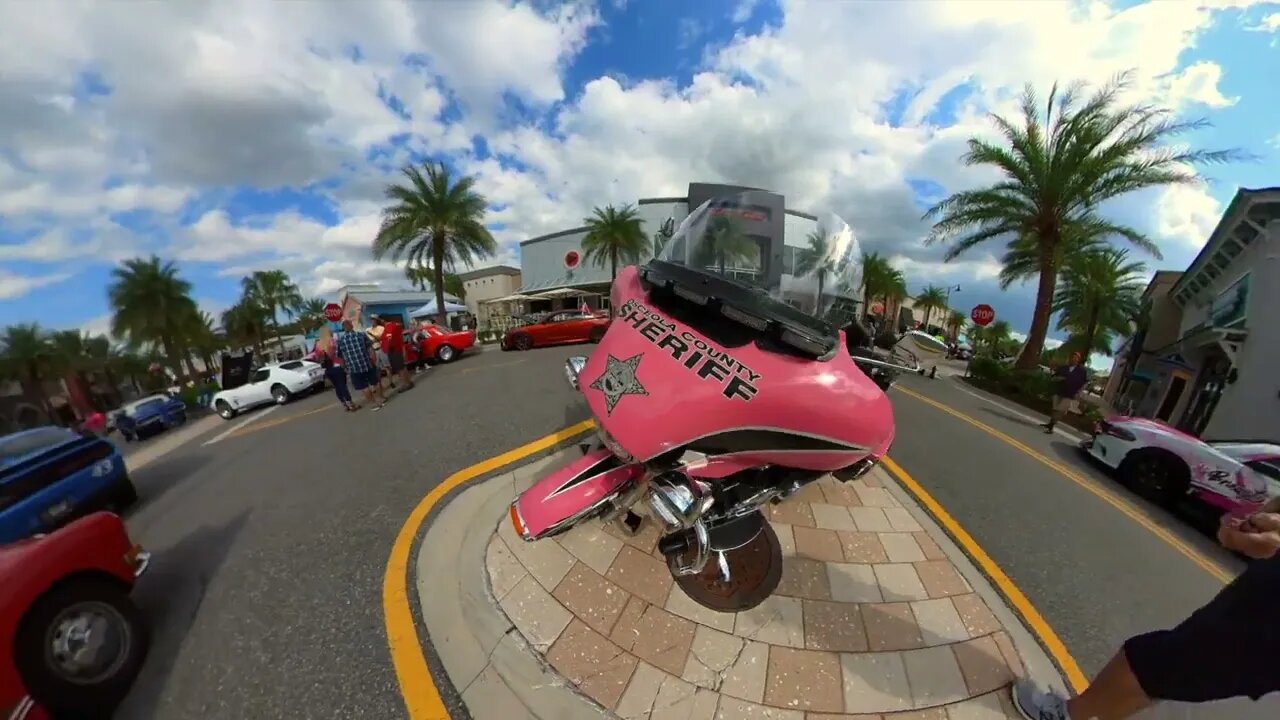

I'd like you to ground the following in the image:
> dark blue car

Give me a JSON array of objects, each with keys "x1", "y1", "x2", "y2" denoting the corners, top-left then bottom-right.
[
  {"x1": 117, "y1": 394, "x2": 187, "y2": 442},
  {"x1": 0, "y1": 426, "x2": 136, "y2": 544}
]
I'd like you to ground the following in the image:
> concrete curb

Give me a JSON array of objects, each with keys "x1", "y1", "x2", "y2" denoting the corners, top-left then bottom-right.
[
  {"x1": 416, "y1": 449, "x2": 609, "y2": 720},
  {"x1": 878, "y1": 470, "x2": 1069, "y2": 693}
]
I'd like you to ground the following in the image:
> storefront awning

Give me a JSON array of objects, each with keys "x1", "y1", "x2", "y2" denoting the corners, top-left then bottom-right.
[
  {"x1": 483, "y1": 293, "x2": 538, "y2": 304},
  {"x1": 1157, "y1": 325, "x2": 1249, "y2": 366},
  {"x1": 530, "y1": 287, "x2": 600, "y2": 299}
]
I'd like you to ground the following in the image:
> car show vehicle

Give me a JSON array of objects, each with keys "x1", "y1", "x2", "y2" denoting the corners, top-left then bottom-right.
[
  {"x1": 500, "y1": 310, "x2": 610, "y2": 351},
  {"x1": 115, "y1": 394, "x2": 187, "y2": 442},
  {"x1": 0, "y1": 427, "x2": 136, "y2": 545},
  {"x1": 1082, "y1": 416, "x2": 1280, "y2": 513},
  {"x1": 508, "y1": 192, "x2": 927, "y2": 613},
  {"x1": 416, "y1": 324, "x2": 477, "y2": 364},
  {"x1": 1, "y1": 511, "x2": 151, "y2": 719},
  {"x1": 210, "y1": 360, "x2": 326, "y2": 420}
]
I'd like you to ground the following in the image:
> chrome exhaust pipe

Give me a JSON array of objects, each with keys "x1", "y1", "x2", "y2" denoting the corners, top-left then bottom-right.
[{"x1": 565, "y1": 355, "x2": 588, "y2": 390}]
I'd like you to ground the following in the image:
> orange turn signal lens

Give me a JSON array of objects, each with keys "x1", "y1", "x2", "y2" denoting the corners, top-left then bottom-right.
[{"x1": 509, "y1": 504, "x2": 527, "y2": 539}]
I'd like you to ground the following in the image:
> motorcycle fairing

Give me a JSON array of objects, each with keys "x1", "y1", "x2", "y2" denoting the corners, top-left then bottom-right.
[
  {"x1": 513, "y1": 447, "x2": 643, "y2": 540},
  {"x1": 584, "y1": 265, "x2": 895, "y2": 471}
]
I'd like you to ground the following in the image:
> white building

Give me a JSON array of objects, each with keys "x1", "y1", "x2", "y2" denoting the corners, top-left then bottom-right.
[
  {"x1": 516, "y1": 182, "x2": 845, "y2": 314},
  {"x1": 1107, "y1": 186, "x2": 1280, "y2": 441}
]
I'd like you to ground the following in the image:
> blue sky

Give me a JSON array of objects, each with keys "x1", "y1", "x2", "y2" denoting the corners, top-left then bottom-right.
[{"x1": 1, "y1": 0, "x2": 1278, "y2": 369}]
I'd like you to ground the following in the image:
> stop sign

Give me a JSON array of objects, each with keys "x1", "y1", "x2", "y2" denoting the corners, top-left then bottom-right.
[
  {"x1": 970, "y1": 304, "x2": 995, "y2": 327},
  {"x1": 323, "y1": 303, "x2": 343, "y2": 322}
]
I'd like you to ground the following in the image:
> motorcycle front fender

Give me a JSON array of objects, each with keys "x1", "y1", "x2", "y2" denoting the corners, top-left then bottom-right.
[{"x1": 510, "y1": 448, "x2": 644, "y2": 541}]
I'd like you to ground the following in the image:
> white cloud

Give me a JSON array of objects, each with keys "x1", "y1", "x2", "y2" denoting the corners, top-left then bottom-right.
[
  {"x1": 0, "y1": 270, "x2": 71, "y2": 300},
  {"x1": 0, "y1": 0, "x2": 1267, "y2": 317}
]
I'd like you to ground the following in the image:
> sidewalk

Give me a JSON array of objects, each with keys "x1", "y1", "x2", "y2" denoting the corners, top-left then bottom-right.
[{"x1": 417, "y1": 449, "x2": 1066, "y2": 719}]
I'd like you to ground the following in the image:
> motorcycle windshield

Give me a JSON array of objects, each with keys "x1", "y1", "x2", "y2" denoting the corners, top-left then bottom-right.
[{"x1": 653, "y1": 193, "x2": 862, "y2": 356}]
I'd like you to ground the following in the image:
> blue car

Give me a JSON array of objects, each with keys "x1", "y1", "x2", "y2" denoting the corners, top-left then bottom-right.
[
  {"x1": 0, "y1": 426, "x2": 137, "y2": 544},
  {"x1": 117, "y1": 394, "x2": 187, "y2": 442}
]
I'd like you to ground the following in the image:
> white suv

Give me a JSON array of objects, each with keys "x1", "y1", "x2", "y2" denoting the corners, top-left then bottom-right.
[{"x1": 211, "y1": 360, "x2": 326, "y2": 420}]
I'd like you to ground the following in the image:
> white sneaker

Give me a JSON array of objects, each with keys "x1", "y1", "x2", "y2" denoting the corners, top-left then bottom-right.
[{"x1": 1010, "y1": 679, "x2": 1071, "y2": 720}]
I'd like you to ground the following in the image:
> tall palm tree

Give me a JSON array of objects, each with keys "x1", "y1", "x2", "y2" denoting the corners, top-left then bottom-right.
[
  {"x1": 945, "y1": 310, "x2": 967, "y2": 343},
  {"x1": 581, "y1": 204, "x2": 648, "y2": 280},
  {"x1": 860, "y1": 252, "x2": 894, "y2": 315},
  {"x1": 692, "y1": 215, "x2": 755, "y2": 276},
  {"x1": 108, "y1": 255, "x2": 199, "y2": 378},
  {"x1": 185, "y1": 311, "x2": 224, "y2": 374},
  {"x1": 0, "y1": 324, "x2": 56, "y2": 421},
  {"x1": 84, "y1": 334, "x2": 125, "y2": 404},
  {"x1": 795, "y1": 229, "x2": 842, "y2": 311},
  {"x1": 923, "y1": 71, "x2": 1241, "y2": 369},
  {"x1": 1053, "y1": 247, "x2": 1147, "y2": 358},
  {"x1": 913, "y1": 285, "x2": 949, "y2": 329},
  {"x1": 222, "y1": 301, "x2": 268, "y2": 355},
  {"x1": 372, "y1": 162, "x2": 497, "y2": 323},
  {"x1": 986, "y1": 320, "x2": 1014, "y2": 355},
  {"x1": 242, "y1": 270, "x2": 303, "y2": 352},
  {"x1": 881, "y1": 272, "x2": 909, "y2": 332},
  {"x1": 298, "y1": 297, "x2": 330, "y2": 333}
]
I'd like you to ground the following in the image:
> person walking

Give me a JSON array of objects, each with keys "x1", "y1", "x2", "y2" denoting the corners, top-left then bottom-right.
[
  {"x1": 314, "y1": 330, "x2": 358, "y2": 412},
  {"x1": 335, "y1": 320, "x2": 386, "y2": 411},
  {"x1": 374, "y1": 315, "x2": 414, "y2": 391},
  {"x1": 1042, "y1": 352, "x2": 1088, "y2": 434},
  {"x1": 1012, "y1": 502, "x2": 1280, "y2": 719}
]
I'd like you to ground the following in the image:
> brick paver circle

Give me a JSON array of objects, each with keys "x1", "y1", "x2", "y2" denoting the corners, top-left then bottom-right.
[{"x1": 487, "y1": 469, "x2": 1025, "y2": 719}]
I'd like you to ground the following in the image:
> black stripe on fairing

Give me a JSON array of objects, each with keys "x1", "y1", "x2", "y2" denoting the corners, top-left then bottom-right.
[
  {"x1": 686, "y1": 428, "x2": 867, "y2": 455},
  {"x1": 546, "y1": 452, "x2": 624, "y2": 499}
]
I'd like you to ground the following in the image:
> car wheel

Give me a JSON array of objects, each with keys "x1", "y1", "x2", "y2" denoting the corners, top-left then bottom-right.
[
  {"x1": 588, "y1": 327, "x2": 606, "y2": 343},
  {"x1": 271, "y1": 384, "x2": 291, "y2": 405},
  {"x1": 1120, "y1": 450, "x2": 1189, "y2": 506},
  {"x1": 215, "y1": 400, "x2": 236, "y2": 420},
  {"x1": 436, "y1": 344, "x2": 456, "y2": 363},
  {"x1": 513, "y1": 334, "x2": 533, "y2": 351},
  {"x1": 111, "y1": 478, "x2": 139, "y2": 510},
  {"x1": 14, "y1": 577, "x2": 149, "y2": 716}
]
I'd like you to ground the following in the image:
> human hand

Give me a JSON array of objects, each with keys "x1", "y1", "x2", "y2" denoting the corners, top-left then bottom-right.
[{"x1": 1218, "y1": 512, "x2": 1280, "y2": 560}]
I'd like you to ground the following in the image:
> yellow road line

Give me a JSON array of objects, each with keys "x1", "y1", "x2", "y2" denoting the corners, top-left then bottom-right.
[
  {"x1": 882, "y1": 456, "x2": 1089, "y2": 693},
  {"x1": 224, "y1": 403, "x2": 339, "y2": 440},
  {"x1": 894, "y1": 385, "x2": 1234, "y2": 584},
  {"x1": 383, "y1": 419, "x2": 596, "y2": 719}
]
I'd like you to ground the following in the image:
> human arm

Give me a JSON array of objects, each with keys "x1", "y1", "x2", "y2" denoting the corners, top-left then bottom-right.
[{"x1": 1218, "y1": 512, "x2": 1280, "y2": 559}]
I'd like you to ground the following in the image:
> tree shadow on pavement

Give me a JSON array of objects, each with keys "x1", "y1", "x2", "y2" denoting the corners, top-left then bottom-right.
[
  {"x1": 124, "y1": 452, "x2": 212, "y2": 514},
  {"x1": 115, "y1": 510, "x2": 251, "y2": 720}
]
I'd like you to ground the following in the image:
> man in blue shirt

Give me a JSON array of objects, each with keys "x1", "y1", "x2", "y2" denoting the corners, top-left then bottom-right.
[
  {"x1": 335, "y1": 320, "x2": 386, "y2": 410},
  {"x1": 1043, "y1": 352, "x2": 1088, "y2": 433}
]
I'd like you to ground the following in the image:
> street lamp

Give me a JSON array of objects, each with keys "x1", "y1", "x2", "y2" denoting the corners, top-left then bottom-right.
[{"x1": 944, "y1": 284, "x2": 961, "y2": 311}]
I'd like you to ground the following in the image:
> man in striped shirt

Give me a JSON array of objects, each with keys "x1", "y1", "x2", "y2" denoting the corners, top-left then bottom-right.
[{"x1": 336, "y1": 320, "x2": 386, "y2": 410}]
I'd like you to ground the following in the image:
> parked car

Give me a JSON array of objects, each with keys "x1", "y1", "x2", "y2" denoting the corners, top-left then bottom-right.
[
  {"x1": 416, "y1": 324, "x2": 477, "y2": 364},
  {"x1": 500, "y1": 310, "x2": 609, "y2": 351},
  {"x1": 0, "y1": 427, "x2": 136, "y2": 545},
  {"x1": 115, "y1": 394, "x2": 186, "y2": 442},
  {"x1": 210, "y1": 360, "x2": 326, "y2": 420},
  {"x1": 1082, "y1": 416, "x2": 1280, "y2": 513},
  {"x1": 1, "y1": 511, "x2": 151, "y2": 718}
]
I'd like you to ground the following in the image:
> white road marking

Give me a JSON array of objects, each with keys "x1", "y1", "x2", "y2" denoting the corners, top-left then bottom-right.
[
  {"x1": 202, "y1": 405, "x2": 279, "y2": 446},
  {"x1": 944, "y1": 377, "x2": 1089, "y2": 441}
]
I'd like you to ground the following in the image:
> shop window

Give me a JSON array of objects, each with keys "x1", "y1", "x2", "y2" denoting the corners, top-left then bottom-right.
[{"x1": 782, "y1": 246, "x2": 796, "y2": 275}]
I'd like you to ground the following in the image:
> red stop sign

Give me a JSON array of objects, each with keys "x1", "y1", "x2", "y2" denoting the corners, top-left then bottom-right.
[
  {"x1": 970, "y1": 304, "x2": 995, "y2": 327},
  {"x1": 324, "y1": 303, "x2": 343, "y2": 322}
]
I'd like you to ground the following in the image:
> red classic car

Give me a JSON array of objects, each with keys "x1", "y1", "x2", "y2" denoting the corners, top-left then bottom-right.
[
  {"x1": 2, "y1": 512, "x2": 150, "y2": 719},
  {"x1": 501, "y1": 311, "x2": 610, "y2": 351},
  {"x1": 412, "y1": 324, "x2": 477, "y2": 364}
]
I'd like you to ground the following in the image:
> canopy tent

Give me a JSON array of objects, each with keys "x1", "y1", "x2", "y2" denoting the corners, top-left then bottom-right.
[
  {"x1": 483, "y1": 293, "x2": 538, "y2": 304},
  {"x1": 409, "y1": 299, "x2": 468, "y2": 318},
  {"x1": 530, "y1": 287, "x2": 598, "y2": 299}
]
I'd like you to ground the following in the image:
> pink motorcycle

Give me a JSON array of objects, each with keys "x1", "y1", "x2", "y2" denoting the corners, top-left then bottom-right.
[{"x1": 509, "y1": 191, "x2": 937, "y2": 611}]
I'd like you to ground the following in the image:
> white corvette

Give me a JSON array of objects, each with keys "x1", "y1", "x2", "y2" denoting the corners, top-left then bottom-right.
[{"x1": 211, "y1": 360, "x2": 326, "y2": 420}]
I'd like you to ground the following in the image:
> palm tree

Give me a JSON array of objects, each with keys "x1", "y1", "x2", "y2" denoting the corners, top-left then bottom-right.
[
  {"x1": 222, "y1": 301, "x2": 268, "y2": 355},
  {"x1": 0, "y1": 324, "x2": 56, "y2": 421},
  {"x1": 1053, "y1": 247, "x2": 1147, "y2": 358},
  {"x1": 298, "y1": 297, "x2": 330, "y2": 333},
  {"x1": 372, "y1": 162, "x2": 497, "y2": 323},
  {"x1": 881, "y1": 272, "x2": 909, "y2": 332},
  {"x1": 108, "y1": 255, "x2": 199, "y2": 378},
  {"x1": 986, "y1": 320, "x2": 1014, "y2": 356},
  {"x1": 795, "y1": 229, "x2": 842, "y2": 311},
  {"x1": 186, "y1": 311, "x2": 224, "y2": 374},
  {"x1": 913, "y1": 285, "x2": 949, "y2": 329},
  {"x1": 242, "y1": 270, "x2": 303, "y2": 352},
  {"x1": 923, "y1": 71, "x2": 1241, "y2": 369},
  {"x1": 581, "y1": 204, "x2": 648, "y2": 280},
  {"x1": 860, "y1": 252, "x2": 894, "y2": 316},
  {"x1": 945, "y1": 310, "x2": 967, "y2": 343},
  {"x1": 84, "y1": 334, "x2": 125, "y2": 404},
  {"x1": 693, "y1": 215, "x2": 756, "y2": 276}
]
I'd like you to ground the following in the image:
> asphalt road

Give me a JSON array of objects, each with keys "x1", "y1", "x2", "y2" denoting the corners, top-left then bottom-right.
[
  {"x1": 114, "y1": 345, "x2": 592, "y2": 720},
  {"x1": 106, "y1": 347, "x2": 1280, "y2": 718},
  {"x1": 886, "y1": 373, "x2": 1279, "y2": 719}
]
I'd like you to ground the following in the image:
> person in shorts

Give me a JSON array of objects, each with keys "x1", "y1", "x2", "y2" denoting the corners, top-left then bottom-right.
[
  {"x1": 1042, "y1": 352, "x2": 1088, "y2": 434},
  {"x1": 375, "y1": 315, "x2": 414, "y2": 391},
  {"x1": 335, "y1": 320, "x2": 385, "y2": 410},
  {"x1": 1012, "y1": 502, "x2": 1280, "y2": 718}
]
